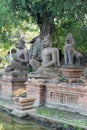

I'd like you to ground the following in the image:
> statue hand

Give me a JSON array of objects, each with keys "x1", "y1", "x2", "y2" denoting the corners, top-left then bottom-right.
[{"x1": 42, "y1": 65, "x2": 47, "y2": 67}]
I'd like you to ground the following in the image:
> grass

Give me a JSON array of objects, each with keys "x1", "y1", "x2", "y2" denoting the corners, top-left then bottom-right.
[
  {"x1": 0, "y1": 99, "x2": 87, "y2": 129},
  {"x1": 36, "y1": 107, "x2": 87, "y2": 127}
]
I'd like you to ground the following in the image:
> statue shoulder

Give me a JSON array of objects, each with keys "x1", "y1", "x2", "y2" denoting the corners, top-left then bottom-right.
[
  {"x1": 52, "y1": 47, "x2": 59, "y2": 52},
  {"x1": 51, "y1": 48, "x2": 59, "y2": 55}
]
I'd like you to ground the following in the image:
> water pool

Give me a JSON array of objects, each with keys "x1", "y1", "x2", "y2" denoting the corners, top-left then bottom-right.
[{"x1": 0, "y1": 111, "x2": 51, "y2": 130}]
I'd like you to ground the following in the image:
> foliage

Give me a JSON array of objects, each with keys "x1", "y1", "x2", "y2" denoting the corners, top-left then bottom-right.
[
  {"x1": 58, "y1": 74, "x2": 69, "y2": 82},
  {"x1": 53, "y1": 20, "x2": 87, "y2": 52},
  {"x1": 0, "y1": 0, "x2": 87, "y2": 52},
  {"x1": 0, "y1": 123, "x2": 4, "y2": 130},
  {"x1": 7, "y1": 0, "x2": 87, "y2": 23}
]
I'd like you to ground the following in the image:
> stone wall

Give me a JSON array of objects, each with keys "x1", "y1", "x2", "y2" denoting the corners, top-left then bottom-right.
[
  {"x1": 1, "y1": 80, "x2": 26, "y2": 99},
  {"x1": 26, "y1": 78, "x2": 87, "y2": 116},
  {"x1": 45, "y1": 82, "x2": 87, "y2": 114},
  {"x1": 26, "y1": 79, "x2": 45, "y2": 106},
  {"x1": 0, "y1": 74, "x2": 27, "y2": 99}
]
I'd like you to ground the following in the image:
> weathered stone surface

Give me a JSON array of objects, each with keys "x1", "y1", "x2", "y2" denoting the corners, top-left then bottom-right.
[
  {"x1": 45, "y1": 80, "x2": 87, "y2": 116},
  {"x1": 84, "y1": 68, "x2": 87, "y2": 78},
  {"x1": 26, "y1": 78, "x2": 87, "y2": 116},
  {"x1": 5, "y1": 38, "x2": 29, "y2": 73},
  {"x1": 30, "y1": 34, "x2": 60, "y2": 73},
  {"x1": 2, "y1": 72, "x2": 27, "y2": 82},
  {"x1": 12, "y1": 97, "x2": 35, "y2": 117},
  {"x1": 14, "y1": 97, "x2": 35, "y2": 110},
  {"x1": 28, "y1": 69, "x2": 61, "y2": 80},
  {"x1": 64, "y1": 33, "x2": 83, "y2": 65},
  {"x1": 27, "y1": 112, "x2": 87, "y2": 130},
  {"x1": 0, "y1": 73, "x2": 27, "y2": 99},
  {"x1": 60, "y1": 67, "x2": 83, "y2": 82},
  {"x1": 26, "y1": 78, "x2": 45, "y2": 106},
  {"x1": 12, "y1": 109, "x2": 29, "y2": 117}
]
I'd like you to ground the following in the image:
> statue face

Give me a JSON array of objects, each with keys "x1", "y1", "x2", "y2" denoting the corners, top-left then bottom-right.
[
  {"x1": 16, "y1": 40, "x2": 25, "y2": 49},
  {"x1": 16, "y1": 42, "x2": 22, "y2": 49},
  {"x1": 42, "y1": 40, "x2": 49, "y2": 48},
  {"x1": 66, "y1": 39, "x2": 71, "y2": 44},
  {"x1": 66, "y1": 34, "x2": 73, "y2": 44}
]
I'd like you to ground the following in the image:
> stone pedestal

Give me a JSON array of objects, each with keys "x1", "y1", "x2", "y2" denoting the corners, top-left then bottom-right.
[
  {"x1": 45, "y1": 81, "x2": 87, "y2": 115},
  {"x1": 26, "y1": 77, "x2": 87, "y2": 116},
  {"x1": 12, "y1": 97, "x2": 35, "y2": 117},
  {"x1": 1, "y1": 73, "x2": 27, "y2": 99},
  {"x1": 26, "y1": 78, "x2": 45, "y2": 106},
  {"x1": 61, "y1": 67, "x2": 83, "y2": 82},
  {"x1": 13, "y1": 97, "x2": 35, "y2": 110}
]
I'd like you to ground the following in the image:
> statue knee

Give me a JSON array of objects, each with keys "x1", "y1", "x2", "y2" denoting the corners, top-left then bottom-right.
[
  {"x1": 29, "y1": 59, "x2": 36, "y2": 67},
  {"x1": 30, "y1": 59, "x2": 41, "y2": 70}
]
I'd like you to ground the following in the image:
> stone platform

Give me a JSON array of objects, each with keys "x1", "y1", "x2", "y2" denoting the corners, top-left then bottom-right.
[
  {"x1": 0, "y1": 73, "x2": 27, "y2": 99},
  {"x1": 13, "y1": 97, "x2": 35, "y2": 110},
  {"x1": 60, "y1": 67, "x2": 83, "y2": 82},
  {"x1": 26, "y1": 78, "x2": 45, "y2": 106},
  {"x1": 26, "y1": 77, "x2": 87, "y2": 116},
  {"x1": 12, "y1": 97, "x2": 35, "y2": 117}
]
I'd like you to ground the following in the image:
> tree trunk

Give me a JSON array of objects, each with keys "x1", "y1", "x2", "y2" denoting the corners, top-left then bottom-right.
[
  {"x1": 37, "y1": 13, "x2": 55, "y2": 40},
  {"x1": 28, "y1": 14, "x2": 55, "y2": 60},
  {"x1": 38, "y1": 21, "x2": 55, "y2": 39}
]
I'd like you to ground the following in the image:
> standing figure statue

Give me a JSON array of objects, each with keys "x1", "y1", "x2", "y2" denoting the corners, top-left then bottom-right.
[
  {"x1": 30, "y1": 34, "x2": 60, "y2": 73},
  {"x1": 64, "y1": 33, "x2": 83, "y2": 65},
  {"x1": 5, "y1": 39, "x2": 29, "y2": 73}
]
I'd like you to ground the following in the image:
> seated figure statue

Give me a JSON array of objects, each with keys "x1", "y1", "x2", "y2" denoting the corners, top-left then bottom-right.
[
  {"x1": 29, "y1": 37, "x2": 42, "y2": 61},
  {"x1": 30, "y1": 34, "x2": 60, "y2": 73},
  {"x1": 5, "y1": 39, "x2": 29, "y2": 73},
  {"x1": 64, "y1": 33, "x2": 83, "y2": 66}
]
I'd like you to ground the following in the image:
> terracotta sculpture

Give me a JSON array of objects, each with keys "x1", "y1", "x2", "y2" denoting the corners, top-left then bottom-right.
[
  {"x1": 5, "y1": 39, "x2": 29, "y2": 73},
  {"x1": 30, "y1": 34, "x2": 60, "y2": 72},
  {"x1": 64, "y1": 33, "x2": 83, "y2": 65}
]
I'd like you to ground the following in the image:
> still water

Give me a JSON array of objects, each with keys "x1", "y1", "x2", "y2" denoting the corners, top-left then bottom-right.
[{"x1": 0, "y1": 111, "x2": 51, "y2": 130}]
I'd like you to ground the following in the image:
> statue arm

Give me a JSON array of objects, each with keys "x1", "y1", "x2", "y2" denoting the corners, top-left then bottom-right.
[{"x1": 17, "y1": 51, "x2": 29, "y2": 63}]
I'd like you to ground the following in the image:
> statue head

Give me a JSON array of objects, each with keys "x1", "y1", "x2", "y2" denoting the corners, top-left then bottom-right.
[
  {"x1": 16, "y1": 39, "x2": 26, "y2": 49},
  {"x1": 65, "y1": 33, "x2": 75, "y2": 45},
  {"x1": 42, "y1": 34, "x2": 52, "y2": 48}
]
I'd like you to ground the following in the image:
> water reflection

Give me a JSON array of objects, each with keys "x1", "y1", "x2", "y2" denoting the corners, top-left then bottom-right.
[{"x1": 0, "y1": 112, "x2": 51, "y2": 130}]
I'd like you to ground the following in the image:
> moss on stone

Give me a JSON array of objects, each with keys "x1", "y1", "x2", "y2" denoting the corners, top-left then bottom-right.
[{"x1": 36, "y1": 107, "x2": 87, "y2": 127}]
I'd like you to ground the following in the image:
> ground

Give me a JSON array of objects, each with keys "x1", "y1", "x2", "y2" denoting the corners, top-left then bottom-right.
[
  {"x1": 0, "y1": 99, "x2": 87, "y2": 129},
  {"x1": 36, "y1": 107, "x2": 87, "y2": 128}
]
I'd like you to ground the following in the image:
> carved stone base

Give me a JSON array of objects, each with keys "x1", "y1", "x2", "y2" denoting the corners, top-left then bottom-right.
[
  {"x1": 60, "y1": 67, "x2": 83, "y2": 82},
  {"x1": 45, "y1": 81, "x2": 87, "y2": 116},
  {"x1": 0, "y1": 73, "x2": 27, "y2": 99},
  {"x1": 26, "y1": 78, "x2": 87, "y2": 116},
  {"x1": 28, "y1": 69, "x2": 61, "y2": 79},
  {"x1": 13, "y1": 97, "x2": 35, "y2": 110},
  {"x1": 26, "y1": 78, "x2": 45, "y2": 106},
  {"x1": 12, "y1": 97, "x2": 36, "y2": 117}
]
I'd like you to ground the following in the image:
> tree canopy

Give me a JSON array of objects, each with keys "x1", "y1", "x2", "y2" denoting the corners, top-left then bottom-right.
[{"x1": 0, "y1": 0, "x2": 87, "y2": 51}]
